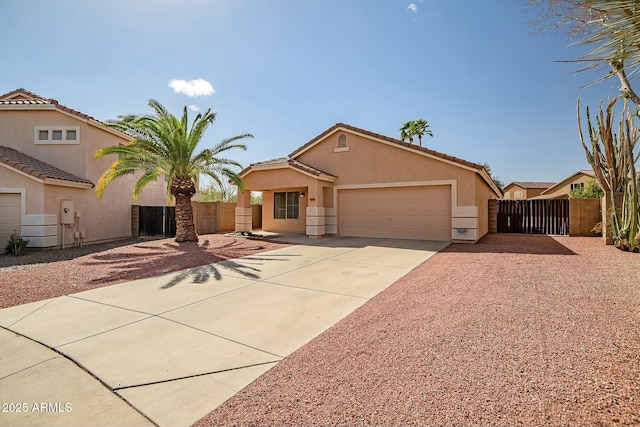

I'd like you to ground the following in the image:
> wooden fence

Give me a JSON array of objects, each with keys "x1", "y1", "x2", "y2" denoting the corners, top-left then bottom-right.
[{"x1": 133, "y1": 202, "x2": 262, "y2": 238}]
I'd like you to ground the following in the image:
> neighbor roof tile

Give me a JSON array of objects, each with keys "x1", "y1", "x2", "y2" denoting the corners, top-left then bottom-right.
[{"x1": 0, "y1": 146, "x2": 94, "y2": 186}]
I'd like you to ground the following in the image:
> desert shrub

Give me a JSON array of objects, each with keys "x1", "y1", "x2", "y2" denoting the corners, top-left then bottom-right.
[{"x1": 5, "y1": 231, "x2": 29, "y2": 256}]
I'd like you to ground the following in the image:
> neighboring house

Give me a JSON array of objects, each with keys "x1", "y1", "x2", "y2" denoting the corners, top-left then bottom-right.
[
  {"x1": 0, "y1": 88, "x2": 167, "y2": 248},
  {"x1": 533, "y1": 169, "x2": 596, "y2": 199},
  {"x1": 503, "y1": 182, "x2": 555, "y2": 200},
  {"x1": 234, "y1": 123, "x2": 502, "y2": 243}
]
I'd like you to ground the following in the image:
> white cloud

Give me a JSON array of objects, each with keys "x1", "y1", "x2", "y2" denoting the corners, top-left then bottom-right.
[
  {"x1": 188, "y1": 105, "x2": 199, "y2": 112},
  {"x1": 407, "y1": 3, "x2": 417, "y2": 13},
  {"x1": 168, "y1": 79, "x2": 214, "y2": 97}
]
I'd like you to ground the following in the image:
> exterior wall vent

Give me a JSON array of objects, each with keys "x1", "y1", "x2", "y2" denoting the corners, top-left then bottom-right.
[{"x1": 337, "y1": 134, "x2": 347, "y2": 147}]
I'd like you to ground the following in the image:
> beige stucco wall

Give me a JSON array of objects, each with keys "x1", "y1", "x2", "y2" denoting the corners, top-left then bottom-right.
[
  {"x1": 543, "y1": 175, "x2": 595, "y2": 199},
  {"x1": 240, "y1": 128, "x2": 497, "y2": 242},
  {"x1": 0, "y1": 108, "x2": 167, "y2": 247},
  {"x1": 504, "y1": 184, "x2": 551, "y2": 200},
  {"x1": 503, "y1": 184, "x2": 527, "y2": 199},
  {"x1": 295, "y1": 131, "x2": 479, "y2": 208},
  {"x1": 474, "y1": 174, "x2": 493, "y2": 238},
  {"x1": 261, "y1": 188, "x2": 308, "y2": 233}
]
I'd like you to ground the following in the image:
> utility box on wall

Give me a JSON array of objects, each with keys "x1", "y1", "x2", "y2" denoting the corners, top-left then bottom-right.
[{"x1": 60, "y1": 200, "x2": 75, "y2": 225}]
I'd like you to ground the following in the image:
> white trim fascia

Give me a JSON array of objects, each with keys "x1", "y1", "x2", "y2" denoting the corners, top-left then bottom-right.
[
  {"x1": 43, "y1": 178, "x2": 93, "y2": 189},
  {"x1": 0, "y1": 104, "x2": 57, "y2": 112},
  {"x1": 478, "y1": 168, "x2": 503, "y2": 198},
  {"x1": 294, "y1": 126, "x2": 481, "y2": 174},
  {"x1": 243, "y1": 163, "x2": 336, "y2": 182},
  {"x1": 292, "y1": 127, "x2": 342, "y2": 157}
]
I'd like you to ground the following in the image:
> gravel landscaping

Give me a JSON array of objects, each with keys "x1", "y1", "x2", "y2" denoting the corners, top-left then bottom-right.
[
  {"x1": 0, "y1": 234, "x2": 292, "y2": 309},
  {"x1": 194, "y1": 234, "x2": 640, "y2": 426},
  {"x1": 1, "y1": 233, "x2": 638, "y2": 426}
]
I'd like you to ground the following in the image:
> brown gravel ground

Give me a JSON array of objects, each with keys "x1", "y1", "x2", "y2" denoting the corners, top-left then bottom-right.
[
  {"x1": 194, "y1": 234, "x2": 640, "y2": 427},
  {"x1": 0, "y1": 234, "x2": 292, "y2": 309}
]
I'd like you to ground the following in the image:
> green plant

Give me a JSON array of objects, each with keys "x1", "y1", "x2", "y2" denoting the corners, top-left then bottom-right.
[
  {"x1": 96, "y1": 99, "x2": 253, "y2": 242},
  {"x1": 399, "y1": 119, "x2": 433, "y2": 147},
  {"x1": 577, "y1": 97, "x2": 640, "y2": 251},
  {"x1": 5, "y1": 231, "x2": 29, "y2": 256},
  {"x1": 568, "y1": 180, "x2": 605, "y2": 199}
]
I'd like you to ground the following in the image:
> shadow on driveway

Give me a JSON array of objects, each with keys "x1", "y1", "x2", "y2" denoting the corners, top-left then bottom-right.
[{"x1": 443, "y1": 233, "x2": 577, "y2": 255}]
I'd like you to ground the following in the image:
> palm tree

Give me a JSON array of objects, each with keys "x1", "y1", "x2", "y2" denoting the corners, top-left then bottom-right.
[
  {"x1": 400, "y1": 119, "x2": 434, "y2": 146},
  {"x1": 399, "y1": 121, "x2": 415, "y2": 144},
  {"x1": 532, "y1": 0, "x2": 640, "y2": 104},
  {"x1": 95, "y1": 99, "x2": 252, "y2": 242},
  {"x1": 411, "y1": 118, "x2": 433, "y2": 147}
]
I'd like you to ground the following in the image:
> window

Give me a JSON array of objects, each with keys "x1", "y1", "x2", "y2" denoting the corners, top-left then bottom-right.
[
  {"x1": 34, "y1": 126, "x2": 80, "y2": 144},
  {"x1": 514, "y1": 190, "x2": 524, "y2": 199},
  {"x1": 274, "y1": 191, "x2": 300, "y2": 219},
  {"x1": 570, "y1": 183, "x2": 584, "y2": 191}
]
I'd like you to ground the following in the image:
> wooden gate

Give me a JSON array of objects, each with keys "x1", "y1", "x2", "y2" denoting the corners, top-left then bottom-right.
[
  {"x1": 497, "y1": 199, "x2": 569, "y2": 235},
  {"x1": 138, "y1": 206, "x2": 176, "y2": 237}
]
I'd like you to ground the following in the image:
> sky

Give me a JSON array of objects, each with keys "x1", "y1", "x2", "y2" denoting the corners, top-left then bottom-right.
[{"x1": 0, "y1": 0, "x2": 626, "y2": 186}]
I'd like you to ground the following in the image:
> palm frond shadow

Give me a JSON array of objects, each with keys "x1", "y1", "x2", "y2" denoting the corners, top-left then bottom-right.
[{"x1": 159, "y1": 254, "x2": 300, "y2": 289}]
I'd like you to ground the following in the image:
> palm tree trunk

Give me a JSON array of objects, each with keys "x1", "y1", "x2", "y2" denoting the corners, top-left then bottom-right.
[{"x1": 171, "y1": 178, "x2": 198, "y2": 242}]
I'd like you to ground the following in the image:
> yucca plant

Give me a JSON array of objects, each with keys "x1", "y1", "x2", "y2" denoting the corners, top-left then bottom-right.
[
  {"x1": 577, "y1": 96, "x2": 640, "y2": 251},
  {"x1": 5, "y1": 231, "x2": 29, "y2": 256}
]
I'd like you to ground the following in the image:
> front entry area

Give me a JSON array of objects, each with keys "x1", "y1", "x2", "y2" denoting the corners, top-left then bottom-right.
[{"x1": 338, "y1": 185, "x2": 452, "y2": 241}]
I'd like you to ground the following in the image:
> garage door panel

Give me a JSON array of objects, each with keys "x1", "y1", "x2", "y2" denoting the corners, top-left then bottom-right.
[
  {"x1": 0, "y1": 194, "x2": 22, "y2": 242},
  {"x1": 339, "y1": 186, "x2": 451, "y2": 241}
]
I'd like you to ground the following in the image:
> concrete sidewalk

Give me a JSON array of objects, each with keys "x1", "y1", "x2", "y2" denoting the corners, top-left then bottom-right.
[{"x1": 0, "y1": 236, "x2": 447, "y2": 427}]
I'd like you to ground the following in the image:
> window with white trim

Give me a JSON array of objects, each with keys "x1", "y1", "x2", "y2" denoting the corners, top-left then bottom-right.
[
  {"x1": 274, "y1": 191, "x2": 300, "y2": 219},
  {"x1": 570, "y1": 183, "x2": 584, "y2": 191},
  {"x1": 514, "y1": 190, "x2": 524, "y2": 199},
  {"x1": 34, "y1": 126, "x2": 80, "y2": 144}
]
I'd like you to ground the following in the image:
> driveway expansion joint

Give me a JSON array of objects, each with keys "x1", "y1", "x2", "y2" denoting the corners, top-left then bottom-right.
[
  {"x1": 0, "y1": 325, "x2": 160, "y2": 427},
  {"x1": 112, "y1": 360, "x2": 281, "y2": 392},
  {"x1": 156, "y1": 315, "x2": 287, "y2": 358}
]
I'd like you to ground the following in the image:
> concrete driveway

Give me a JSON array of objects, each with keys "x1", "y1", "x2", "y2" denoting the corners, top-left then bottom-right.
[{"x1": 0, "y1": 236, "x2": 447, "y2": 427}]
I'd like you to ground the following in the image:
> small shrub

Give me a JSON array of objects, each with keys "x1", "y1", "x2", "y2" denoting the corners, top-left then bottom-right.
[{"x1": 5, "y1": 231, "x2": 29, "y2": 256}]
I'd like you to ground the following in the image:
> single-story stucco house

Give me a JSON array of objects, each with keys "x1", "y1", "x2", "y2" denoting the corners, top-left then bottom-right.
[{"x1": 234, "y1": 123, "x2": 502, "y2": 243}]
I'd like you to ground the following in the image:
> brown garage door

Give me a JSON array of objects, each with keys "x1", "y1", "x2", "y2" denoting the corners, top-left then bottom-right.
[
  {"x1": 338, "y1": 185, "x2": 451, "y2": 241},
  {"x1": 0, "y1": 193, "x2": 21, "y2": 243}
]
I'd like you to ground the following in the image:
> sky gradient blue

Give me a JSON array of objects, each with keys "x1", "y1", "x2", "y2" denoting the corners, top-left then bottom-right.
[{"x1": 0, "y1": 0, "x2": 623, "y2": 185}]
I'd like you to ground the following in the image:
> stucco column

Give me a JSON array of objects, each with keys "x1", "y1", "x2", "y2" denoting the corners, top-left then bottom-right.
[
  {"x1": 305, "y1": 182, "x2": 325, "y2": 238},
  {"x1": 235, "y1": 189, "x2": 252, "y2": 232},
  {"x1": 601, "y1": 192, "x2": 624, "y2": 245}
]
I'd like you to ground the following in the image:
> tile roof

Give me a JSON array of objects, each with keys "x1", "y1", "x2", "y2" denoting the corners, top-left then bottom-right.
[
  {"x1": 508, "y1": 182, "x2": 556, "y2": 189},
  {"x1": 0, "y1": 146, "x2": 94, "y2": 187},
  {"x1": 289, "y1": 123, "x2": 487, "y2": 171},
  {"x1": 242, "y1": 156, "x2": 336, "y2": 178},
  {"x1": 0, "y1": 88, "x2": 97, "y2": 122}
]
